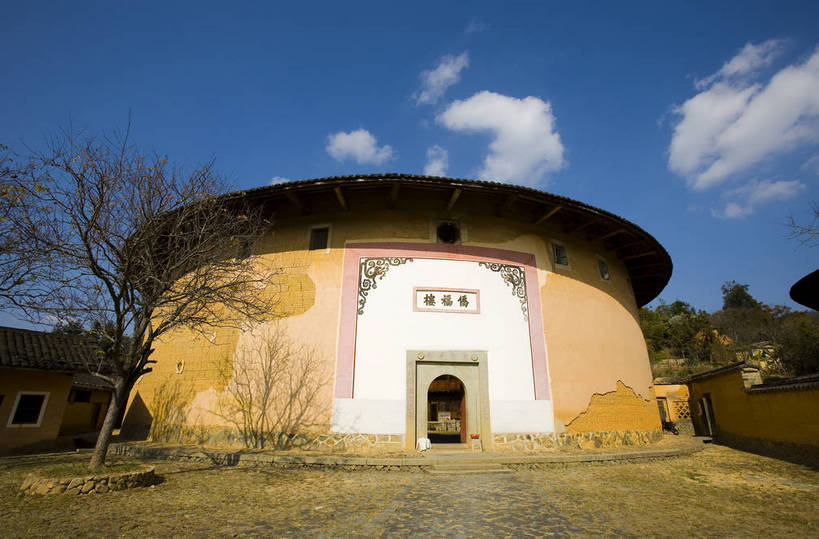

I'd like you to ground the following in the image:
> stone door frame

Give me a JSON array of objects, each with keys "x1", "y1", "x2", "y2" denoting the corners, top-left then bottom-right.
[{"x1": 405, "y1": 350, "x2": 492, "y2": 451}]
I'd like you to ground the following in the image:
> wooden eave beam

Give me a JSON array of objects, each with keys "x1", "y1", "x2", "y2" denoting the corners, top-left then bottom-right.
[
  {"x1": 626, "y1": 261, "x2": 667, "y2": 272},
  {"x1": 630, "y1": 273, "x2": 666, "y2": 280},
  {"x1": 388, "y1": 183, "x2": 401, "y2": 209},
  {"x1": 600, "y1": 228, "x2": 627, "y2": 241},
  {"x1": 333, "y1": 187, "x2": 348, "y2": 211},
  {"x1": 534, "y1": 205, "x2": 562, "y2": 224},
  {"x1": 566, "y1": 218, "x2": 597, "y2": 235},
  {"x1": 445, "y1": 188, "x2": 462, "y2": 211},
  {"x1": 615, "y1": 239, "x2": 648, "y2": 252},
  {"x1": 284, "y1": 191, "x2": 306, "y2": 214},
  {"x1": 622, "y1": 250, "x2": 657, "y2": 261},
  {"x1": 496, "y1": 194, "x2": 518, "y2": 216}
]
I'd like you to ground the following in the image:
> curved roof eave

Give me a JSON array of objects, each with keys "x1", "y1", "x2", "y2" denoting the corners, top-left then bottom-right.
[{"x1": 227, "y1": 173, "x2": 672, "y2": 306}]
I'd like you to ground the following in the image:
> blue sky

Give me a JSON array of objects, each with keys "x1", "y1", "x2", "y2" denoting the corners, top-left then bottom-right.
[{"x1": 2, "y1": 1, "x2": 818, "y2": 322}]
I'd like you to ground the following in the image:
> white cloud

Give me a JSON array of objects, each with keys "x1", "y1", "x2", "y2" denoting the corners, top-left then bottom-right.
[
  {"x1": 414, "y1": 53, "x2": 470, "y2": 105},
  {"x1": 270, "y1": 176, "x2": 290, "y2": 184},
  {"x1": 326, "y1": 129, "x2": 393, "y2": 165},
  {"x1": 437, "y1": 91, "x2": 565, "y2": 186},
  {"x1": 669, "y1": 41, "x2": 819, "y2": 191},
  {"x1": 802, "y1": 154, "x2": 819, "y2": 175},
  {"x1": 695, "y1": 40, "x2": 784, "y2": 89},
  {"x1": 423, "y1": 145, "x2": 448, "y2": 176},
  {"x1": 714, "y1": 179, "x2": 806, "y2": 219},
  {"x1": 465, "y1": 20, "x2": 487, "y2": 34}
]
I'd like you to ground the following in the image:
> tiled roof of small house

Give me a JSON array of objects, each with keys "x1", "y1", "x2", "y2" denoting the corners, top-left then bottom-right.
[
  {"x1": 72, "y1": 372, "x2": 114, "y2": 391},
  {"x1": 0, "y1": 326, "x2": 100, "y2": 373}
]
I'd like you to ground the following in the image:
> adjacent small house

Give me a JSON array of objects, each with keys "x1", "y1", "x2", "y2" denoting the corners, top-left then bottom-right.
[
  {"x1": 0, "y1": 326, "x2": 112, "y2": 455},
  {"x1": 686, "y1": 362, "x2": 819, "y2": 459}
]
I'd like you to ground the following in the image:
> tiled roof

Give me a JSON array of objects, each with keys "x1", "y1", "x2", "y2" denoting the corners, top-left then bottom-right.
[
  {"x1": 72, "y1": 372, "x2": 114, "y2": 391},
  {"x1": 0, "y1": 326, "x2": 100, "y2": 373},
  {"x1": 217, "y1": 173, "x2": 673, "y2": 306}
]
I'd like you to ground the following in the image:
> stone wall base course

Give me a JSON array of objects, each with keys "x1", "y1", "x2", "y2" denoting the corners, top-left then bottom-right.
[{"x1": 20, "y1": 467, "x2": 156, "y2": 496}]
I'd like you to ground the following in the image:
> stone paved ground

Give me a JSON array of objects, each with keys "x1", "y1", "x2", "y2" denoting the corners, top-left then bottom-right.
[{"x1": 1, "y1": 443, "x2": 817, "y2": 537}]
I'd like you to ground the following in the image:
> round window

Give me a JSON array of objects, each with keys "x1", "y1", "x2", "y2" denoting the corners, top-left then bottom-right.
[{"x1": 437, "y1": 221, "x2": 460, "y2": 244}]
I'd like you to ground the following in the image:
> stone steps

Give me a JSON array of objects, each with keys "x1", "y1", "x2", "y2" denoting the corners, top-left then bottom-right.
[{"x1": 426, "y1": 463, "x2": 513, "y2": 475}]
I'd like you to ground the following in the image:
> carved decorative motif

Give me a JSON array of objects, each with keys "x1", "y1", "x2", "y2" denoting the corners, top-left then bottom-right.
[
  {"x1": 477, "y1": 261, "x2": 528, "y2": 321},
  {"x1": 358, "y1": 257, "x2": 413, "y2": 314}
]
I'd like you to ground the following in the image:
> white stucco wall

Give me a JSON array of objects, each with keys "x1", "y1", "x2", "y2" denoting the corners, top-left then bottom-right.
[{"x1": 332, "y1": 257, "x2": 554, "y2": 434}]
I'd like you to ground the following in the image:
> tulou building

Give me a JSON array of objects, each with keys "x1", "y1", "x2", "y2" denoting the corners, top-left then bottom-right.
[{"x1": 121, "y1": 174, "x2": 673, "y2": 452}]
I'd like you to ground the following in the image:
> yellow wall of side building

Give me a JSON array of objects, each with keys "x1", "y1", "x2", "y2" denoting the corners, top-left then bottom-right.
[
  {"x1": 654, "y1": 384, "x2": 690, "y2": 422},
  {"x1": 59, "y1": 389, "x2": 111, "y2": 436},
  {"x1": 122, "y1": 210, "x2": 662, "y2": 439},
  {"x1": 689, "y1": 370, "x2": 819, "y2": 448},
  {"x1": 0, "y1": 368, "x2": 73, "y2": 454}
]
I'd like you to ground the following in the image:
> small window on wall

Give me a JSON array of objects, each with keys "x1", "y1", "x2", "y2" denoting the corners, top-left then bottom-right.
[
  {"x1": 436, "y1": 221, "x2": 461, "y2": 244},
  {"x1": 8, "y1": 392, "x2": 49, "y2": 427},
  {"x1": 309, "y1": 226, "x2": 330, "y2": 251},
  {"x1": 656, "y1": 397, "x2": 669, "y2": 422},
  {"x1": 597, "y1": 258, "x2": 610, "y2": 280},
  {"x1": 551, "y1": 242, "x2": 569, "y2": 267},
  {"x1": 70, "y1": 390, "x2": 91, "y2": 403}
]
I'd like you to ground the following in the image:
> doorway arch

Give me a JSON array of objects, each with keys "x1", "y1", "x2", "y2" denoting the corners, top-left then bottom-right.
[{"x1": 427, "y1": 375, "x2": 466, "y2": 443}]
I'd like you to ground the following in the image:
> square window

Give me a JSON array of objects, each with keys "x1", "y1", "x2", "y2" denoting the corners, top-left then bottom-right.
[
  {"x1": 309, "y1": 227, "x2": 329, "y2": 251},
  {"x1": 11, "y1": 394, "x2": 47, "y2": 425},
  {"x1": 71, "y1": 390, "x2": 91, "y2": 403},
  {"x1": 552, "y1": 243, "x2": 569, "y2": 266},
  {"x1": 598, "y1": 259, "x2": 610, "y2": 280}
]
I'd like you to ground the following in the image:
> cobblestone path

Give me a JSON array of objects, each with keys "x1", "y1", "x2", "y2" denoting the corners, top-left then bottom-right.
[
  {"x1": 356, "y1": 471, "x2": 610, "y2": 537},
  {"x1": 231, "y1": 468, "x2": 623, "y2": 536}
]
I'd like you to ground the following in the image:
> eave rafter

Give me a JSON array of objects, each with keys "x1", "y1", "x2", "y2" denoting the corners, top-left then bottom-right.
[
  {"x1": 333, "y1": 187, "x2": 349, "y2": 211},
  {"x1": 622, "y1": 250, "x2": 656, "y2": 261},
  {"x1": 284, "y1": 191, "x2": 307, "y2": 215},
  {"x1": 388, "y1": 183, "x2": 400, "y2": 209},
  {"x1": 496, "y1": 194, "x2": 518, "y2": 216},
  {"x1": 445, "y1": 188, "x2": 462, "y2": 211},
  {"x1": 534, "y1": 205, "x2": 562, "y2": 224},
  {"x1": 565, "y1": 218, "x2": 598, "y2": 235}
]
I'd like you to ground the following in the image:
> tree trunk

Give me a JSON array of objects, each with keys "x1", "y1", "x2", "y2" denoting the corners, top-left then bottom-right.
[{"x1": 89, "y1": 378, "x2": 129, "y2": 470}]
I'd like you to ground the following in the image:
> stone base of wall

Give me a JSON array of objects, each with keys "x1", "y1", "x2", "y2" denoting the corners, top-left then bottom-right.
[
  {"x1": 492, "y1": 429, "x2": 662, "y2": 452},
  {"x1": 492, "y1": 433, "x2": 557, "y2": 452},
  {"x1": 148, "y1": 427, "x2": 406, "y2": 454},
  {"x1": 558, "y1": 429, "x2": 663, "y2": 449},
  {"x1": 716, "y1": 431, "x2": 819, "y2": 463},
  {"x1": 19, "y1": 467, "x2": 156, "y2": 495},
  {"x1": 149, "y1": 425, "x2": 664, "y2": 454},
  {"x1": 309, "y1": 433, "x2": 404, "y2": 453}
]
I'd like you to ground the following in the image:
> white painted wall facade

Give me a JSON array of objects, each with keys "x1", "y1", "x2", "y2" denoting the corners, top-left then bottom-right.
[{"x1": 332, "y1": 257, "x2": 554, "y2": 434}]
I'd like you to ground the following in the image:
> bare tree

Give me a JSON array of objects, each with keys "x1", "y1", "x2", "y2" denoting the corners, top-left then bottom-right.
[
  {"x1": 1, "y1": 129, "x2": 278, "y2": 468},
  {"x1": 788, "y1": 204, "x2": 819, "y2": 247},
  {"x1": 0, "y1": 144, "x2": 39, "y2": 299},
  {"x1": 216, "y1": 324, "x2": 329, "y2": 449}
]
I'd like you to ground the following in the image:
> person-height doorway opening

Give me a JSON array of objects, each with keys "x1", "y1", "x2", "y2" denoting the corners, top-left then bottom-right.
[{"x1": 427, "y1": 375, "x2": 466, "y2": 443}]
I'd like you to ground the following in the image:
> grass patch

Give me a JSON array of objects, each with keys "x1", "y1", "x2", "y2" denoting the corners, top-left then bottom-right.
[
  {"x1": 0, "y1": 442, "x2": 816, "y2": 536},
  {"x1": 680, "y1": 470, "x2": 709, "y2": 483}
]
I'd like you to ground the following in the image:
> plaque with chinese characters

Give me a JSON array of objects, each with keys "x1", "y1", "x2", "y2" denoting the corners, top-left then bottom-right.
[{"x1": 413, "y1": 287, "x2": 480, "y2": 314}]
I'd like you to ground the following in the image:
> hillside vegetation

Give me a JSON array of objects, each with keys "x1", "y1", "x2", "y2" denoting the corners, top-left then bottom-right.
[{"x1": 640, "y1": 281, "x2": 819, "y2": 381}]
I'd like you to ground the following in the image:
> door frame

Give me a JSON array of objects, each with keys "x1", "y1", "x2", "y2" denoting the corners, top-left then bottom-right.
[{"x1": 405, "y1": 350, "x2": 492, "y2": 451}]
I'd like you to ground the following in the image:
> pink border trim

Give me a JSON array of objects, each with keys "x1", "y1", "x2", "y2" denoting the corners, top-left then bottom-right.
[
  {"x1": 334, "y1": 242, "x2": 550, "y2": 400},
  {"x1": 413, "y1": 287, "x2": 481, "y2": 314}
]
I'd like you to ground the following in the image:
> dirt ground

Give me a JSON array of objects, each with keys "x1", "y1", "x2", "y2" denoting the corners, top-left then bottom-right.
[{"x1": 1, "y1": 442, "x2": 817, "y2": 537}]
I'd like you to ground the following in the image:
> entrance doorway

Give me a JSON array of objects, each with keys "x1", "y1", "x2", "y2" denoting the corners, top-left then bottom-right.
[
  {"x1": 406, "y1": 350, "x2": 492, "y2": 451},
  {"x1": 427, "y1": 375, "x2": 466, "y2": 443}
]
